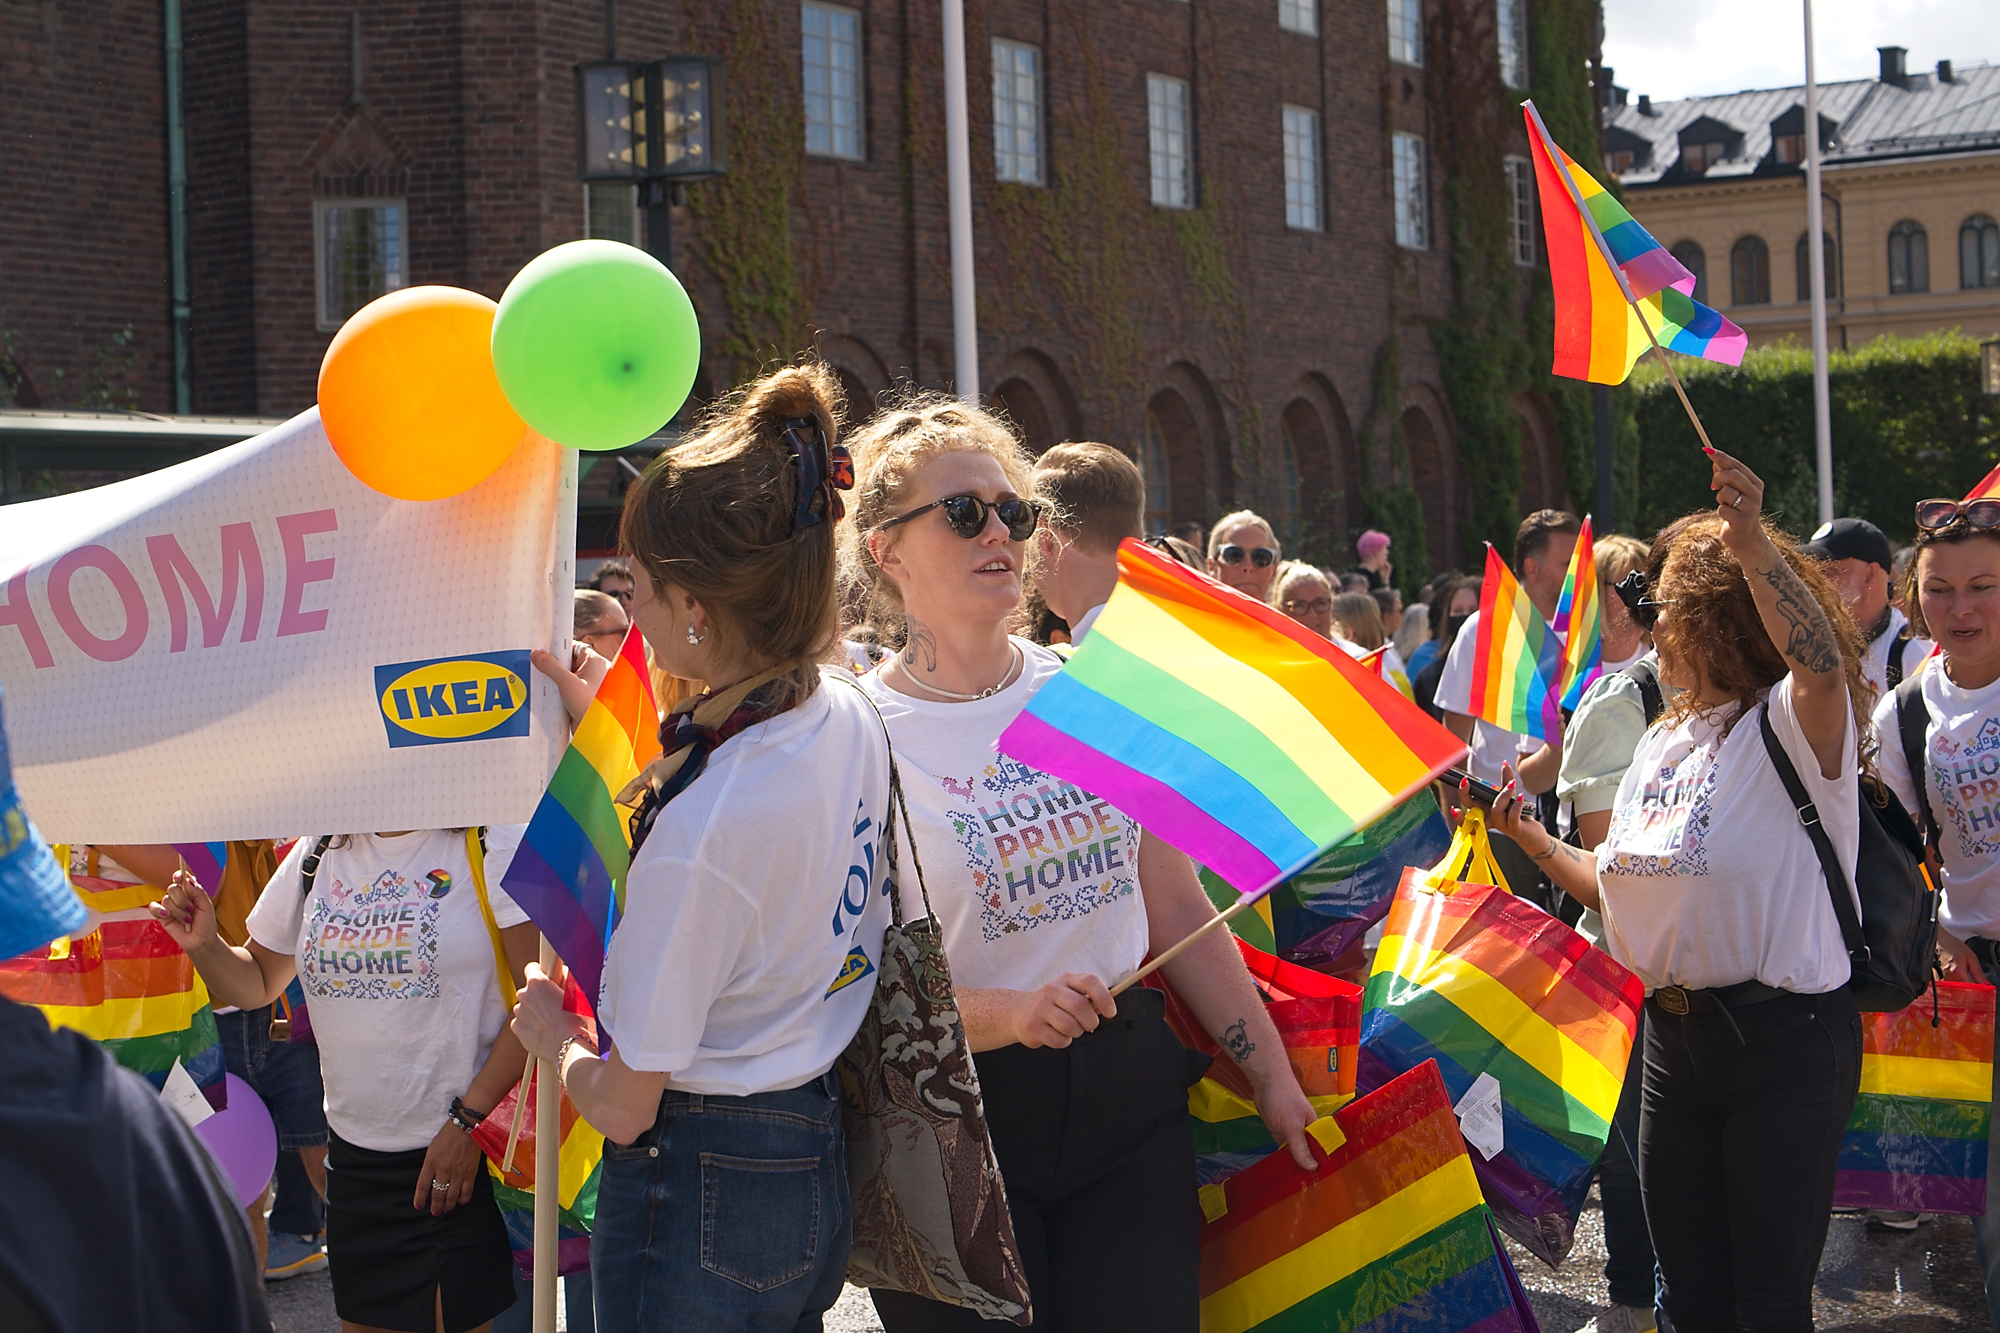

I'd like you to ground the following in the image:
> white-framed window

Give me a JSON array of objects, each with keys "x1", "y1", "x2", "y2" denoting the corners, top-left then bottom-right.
[
  {"x1": 1504, "y1": 155, "x2": 1534, "y2": 265},
  {"x1": 1497, "y1": 0, "x2": 1528, "y2": 89},
  {"x1": 585, "y1": 183, "x2": 639, "y2": 246},
  {"x1": 1147, "y1": 73, "x2": 1193, "y2": 210},
  {"x1": 1391, "y1": 133, "x2": 1427, "y2": 250},
  {"x1": 1279, "y1": 0, "x2": 1317, "y2": 36},
  {"x1": 802, "y1": 2, "x2": 863, "y2": 160},
  {"x1": 1282, "y1": 105, "x2": 1321, "y2": 232},
  {"x1": 1388, "y1": 0, "x2": 1422, "y2": 67},
  {"x1": 314, "y1": 198, "x2": 405, "y2": 330},
  {"x1": 991, "y1": 38, "x2": 1043, "y2": 185}
]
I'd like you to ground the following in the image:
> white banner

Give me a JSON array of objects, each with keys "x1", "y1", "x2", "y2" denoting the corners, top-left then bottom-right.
[{"x1": 0, "y1": 408, "x2": 574, "y2": 843}]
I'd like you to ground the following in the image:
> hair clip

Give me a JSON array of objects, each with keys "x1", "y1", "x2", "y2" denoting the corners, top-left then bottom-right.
[{"x1": 785, "y1": 417, "x2": 853, "y2": 533}]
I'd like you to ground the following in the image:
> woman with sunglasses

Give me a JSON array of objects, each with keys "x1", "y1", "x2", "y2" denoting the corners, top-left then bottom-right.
[
  {"x1": 1205, "y1": 511, "x2": 1282, "y2": 603},
  {"x1": 846, "y1": 398, "x2": 1316, "y2": 1333},
  {"x1": 1873, "y1": 494, "x2": 2000, "y2": 1315},
  {"x1": 1490, "y1": 447, "x2": 1868, "y2": 1331}
]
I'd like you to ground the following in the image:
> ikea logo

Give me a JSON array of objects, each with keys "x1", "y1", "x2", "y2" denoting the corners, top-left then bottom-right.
[
  {"x1": 373, "y1": 651, "x2": 532, "y2": 748},
  {"x1": 823, "y1": 946, "x2": 875, "y2": 1000}
]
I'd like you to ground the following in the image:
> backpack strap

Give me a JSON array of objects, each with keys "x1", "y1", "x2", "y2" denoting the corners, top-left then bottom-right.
[
  {"x1": 1887, "y1": 635, "x2": 1911, "y2": 691},
  {"x1": 1756, "y1": 704, "x2": 1869, "y2": 966},
  {"x1": 1624, "y1": 658, "x2": 1665, "y2": 726},
  {"x1": 1894, "y1": 674, "x2": 1941, "y2": 853},
  {"x1": 464, "y1": 827, "x2": 519, "y2": 1011},
  {"x1": 299, "y1": 836, "x2": 334, "y2": 897}
]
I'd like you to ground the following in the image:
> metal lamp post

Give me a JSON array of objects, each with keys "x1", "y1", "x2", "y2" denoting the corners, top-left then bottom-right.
[{"x1": 575, "y1": 55, "x2": 727, "y2": 267}]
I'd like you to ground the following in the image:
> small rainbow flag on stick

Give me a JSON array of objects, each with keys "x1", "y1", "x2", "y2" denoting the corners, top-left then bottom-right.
[
  {"x1": 1524, "y1": 101, "x2": 1746, "y2": 385},
  {"x1": 501, "y1": 628, "x2": 663, "y2": 1011},
  {"x1": 1965, "y1": 463, "x2": 2000, "y2": 502},
  {"x1": 1469, "y1": 546, "x2": 1565, "y2": 743},
  {"x1": 1553, "y1": 516, "x2": 1603, "y2": 710},
  {"x1": 997, "y1": 540, "x2": 1465, "y2": 901},
  {"x1": 1833, "y1": 980, "x2": 1994, "y2": 1215},
  {"x1": 1196, "y1": 1060, "x2": 1538, "y2": 1333}
]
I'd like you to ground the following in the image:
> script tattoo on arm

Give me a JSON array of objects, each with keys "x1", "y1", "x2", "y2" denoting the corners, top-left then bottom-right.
[
  {"x1": 1221, "y1": 1018, "x2": 1257, "y2": 1064},
  {"x1": 903, "y1": 620, "x2": 939, "y2": 673},
  {"x1": 1753, "y1": 560, "x2": 1840, "y2": 675}
]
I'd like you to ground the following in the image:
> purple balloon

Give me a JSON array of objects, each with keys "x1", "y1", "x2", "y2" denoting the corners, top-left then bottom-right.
[{"x1": 194, "y1": 1072, "x2": 278, "y2": 1208}]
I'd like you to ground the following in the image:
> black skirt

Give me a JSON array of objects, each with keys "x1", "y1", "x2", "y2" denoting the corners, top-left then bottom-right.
[{"x1": 325, "y1": 1131, "x2": 516, "y2": 1333}]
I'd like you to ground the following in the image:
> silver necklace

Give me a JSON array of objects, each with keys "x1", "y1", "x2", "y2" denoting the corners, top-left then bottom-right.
[{"x1": 896, "y1": 641, "x2": 1022, "y2": 701}]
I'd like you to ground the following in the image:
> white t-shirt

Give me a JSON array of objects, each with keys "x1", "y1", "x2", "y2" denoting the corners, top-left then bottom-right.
[
  {"x1": 1872, "y1": 659, "x2": 2000, "y2": 938},
  {"x1": 1595, "y1": 675, "x2": 1859, "y2": 994},
  {"x1": 1433, "y1": 611, "x2": 1553, "y2": 785},
  {"x1": 246, "y1": 827, "x2": 530, "y2": 1152},
  {"x1": 1861, "y1": 607, "x2": 1933, "y2": 705},
  {"x1": 596, "y1": 672, "x2": 892, "y2": 1097},
  {"x1": 858, "y1": 641, "x2": 1150, "y2": 993}
]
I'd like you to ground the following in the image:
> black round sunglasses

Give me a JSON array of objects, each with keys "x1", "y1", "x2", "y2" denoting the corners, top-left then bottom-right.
[{"x1": 878, "y1": 493, "x2": 1045, "y2": 541}]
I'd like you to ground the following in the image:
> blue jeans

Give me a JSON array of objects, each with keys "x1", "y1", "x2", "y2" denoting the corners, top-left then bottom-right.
[
  {"x1": 590, "y1": 1071, "x2": 850, "y2": 1333},
  {"x1": 215, "y1": 1005, "x2": 328, "y2": 1235}
]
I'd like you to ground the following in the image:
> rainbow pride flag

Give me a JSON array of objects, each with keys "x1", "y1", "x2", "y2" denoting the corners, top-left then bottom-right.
[
  {"x1": 1361, "y1": 873, "x2": 1643, "y2": 1265},
  {"x1": 1197, "y1": 1060, "x2": 1538, "y2": 1333},
  {"x1": 1965, "y1": 463, "x2": 2000, "y2": 501},
  {"x1": 1468, "y1": 546, "x2": 1565, "y2": 743},
  {"x1": 170, "y1": 842, "x2": 228, "y2": 896},
  {"x1": 1524, "y1": 101, "x2": 1746, "y2": 384},
  {"x1": 997, "y1": 540, "x2": 1465, "y2": 897},
  {"x1": 1833, "y1": 980, "x2": 1994, "y2": 1216},
  {"x1": 501, "y1": 627, "x2": 662, "y2": 1010},
  {"x1": 1198, "y1": 791, "x2": 1453, "y2": 968},
  {"x1": 1554, "y1": 516, "x2": 1603, "y2": 710},
  {"x1": 0, "y1": 913, "x2": 226, "y2": 1108}
]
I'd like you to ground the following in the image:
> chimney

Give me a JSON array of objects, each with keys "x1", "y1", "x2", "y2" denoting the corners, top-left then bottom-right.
[
  {"x1": 1638, "y1": 93, "x2": 1654, "y2": 116},
  {"x1": 1600, "y1": 66, "x2": 1615, "y2": 107},
  {"x1": 1938, "y1": 59, "x2": 1955, "y2": 83},
  {"x1": 1878, "y1": 45, "x2": 1907, "y2": 85}
]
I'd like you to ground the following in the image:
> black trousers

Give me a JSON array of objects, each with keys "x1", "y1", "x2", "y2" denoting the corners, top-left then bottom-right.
[
  {"x1": 871, "y1": 993, "x2": 1210, "y2": 1333},
  {"x1": 1600, "y1": 1009, "x2": 1660, "y2": 1312},
  {"x1": 1638, "y1": 987, "x2": 1861, "y2": 1333}
]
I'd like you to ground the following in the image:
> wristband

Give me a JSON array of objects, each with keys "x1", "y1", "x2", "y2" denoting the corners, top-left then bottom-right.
[
  {"x1": 554, "y1": 1035, "x2": 582, "y2": 1085},
  {"x1": 446, "y1": 1096, "x2": 486, "y2": 1135}
]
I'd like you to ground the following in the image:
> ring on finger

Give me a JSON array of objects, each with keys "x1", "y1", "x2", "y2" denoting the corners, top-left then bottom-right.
[{"x1": 431, "y1": 1181, "x2": 450, "y2": 1192}]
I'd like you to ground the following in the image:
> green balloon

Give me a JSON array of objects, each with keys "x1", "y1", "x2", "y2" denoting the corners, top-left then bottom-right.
[{"x1": 491, "y1": 240, "x2": 701, "y2": 451}]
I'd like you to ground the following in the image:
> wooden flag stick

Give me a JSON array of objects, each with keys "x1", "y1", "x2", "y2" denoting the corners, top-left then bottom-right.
[
  {"x1": 1109, "y1": 894, "x2": 1265, "y2": 996},
  {"x1": 532, "y1": 935, "x2": 560, "y2": 1333},
  {"x1": 500, "y1": 1052, "x2": 533, "y2": 1175},
  {"x1": 1628, "y1": 299, "x2": 1718, "y2": 453}
]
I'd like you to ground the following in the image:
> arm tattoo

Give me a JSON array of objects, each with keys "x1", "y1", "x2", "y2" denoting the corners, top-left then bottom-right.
[
  {"x1": 1221, "y1": 1018, "x2": 1257, "y2": 1063},
  {"x1": 1752, "y1": 561, "x2": 1840, "y2": 674},
  {"x1": 903, "y1": 621, "x2": 939, "y2": 672}
]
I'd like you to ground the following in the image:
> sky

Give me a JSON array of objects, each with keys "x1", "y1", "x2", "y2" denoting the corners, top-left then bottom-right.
[{"x1": 1601, "y1": 0, "x2": 1994, "y2": 103}]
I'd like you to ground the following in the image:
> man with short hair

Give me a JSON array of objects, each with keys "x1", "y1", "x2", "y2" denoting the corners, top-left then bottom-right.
[
  {"x1": 1032, "y1": 442, "x2": 1147, "y2": 643},
  {"x1": 1432, "y1": 510, "x2": 1582, "y2": 892},
  {"x1": 587, "y1": 558, "x2": 635, "y2": 606},
  {"x1": 1802, "y1": 517, "x2": 1933, "y2": 702}
]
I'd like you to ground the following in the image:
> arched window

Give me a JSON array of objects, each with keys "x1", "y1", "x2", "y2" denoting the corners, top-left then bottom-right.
[
  {"x1": 1964, "y1": 215, "x2": 2000, "y2": 290},
  {"x1": 1888, "y1": 220, "x2": 1929, "y2": 294},
  {"x1": 1276, "y1": 425, "x2": 1303, "y2": 531},
  {"x1": 1730, "y1": 235, "x2": 1770, "y2": 306},
  {"x1": 1139, "y1": 411, "x2": 1173, "y2": 535},
  {"x1": 1793, "y1": 231, "x2": 1838, "y2": 302},
  {"x1": 1670, "y1": 240, "x2": 1707, "y2": 304}
]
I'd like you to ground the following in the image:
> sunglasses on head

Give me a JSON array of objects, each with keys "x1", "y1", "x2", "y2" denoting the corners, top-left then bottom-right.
[
  {"x1": 878, "y1": 493, "x2": 1045, "y2": 542},
  {"x1": 1217, "y1": 544, "x2": 1277, "y2": 569},
  {"x1": 1916, "y1": 498, "x2": 2000, "y2": 533}
]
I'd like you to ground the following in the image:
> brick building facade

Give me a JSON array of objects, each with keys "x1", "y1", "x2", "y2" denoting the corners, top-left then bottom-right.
[{"x1": 1, "y1": 0, "x2": 1598, "y2": 574}]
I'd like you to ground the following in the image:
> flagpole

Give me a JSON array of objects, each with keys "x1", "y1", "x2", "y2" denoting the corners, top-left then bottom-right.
[
  {"x1": 1523, "y1": 100, "x2": 1717, "y2": 453},
  {"x1": 1109, "y1": 894, "x2": 1265, "y2": 996},
  {"x1": 1804, "y1": 0, "x2": 1835, "y2": 525}
]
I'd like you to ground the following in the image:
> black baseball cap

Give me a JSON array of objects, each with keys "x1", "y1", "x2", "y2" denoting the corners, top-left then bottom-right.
[{"x1": 1803, "y1": 518, "x2": 1893, "y2": 572}]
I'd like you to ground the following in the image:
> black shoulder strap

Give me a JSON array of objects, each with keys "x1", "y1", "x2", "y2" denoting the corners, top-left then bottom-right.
[
  {"x1": 1757, "y1": 704, "x2": 1868, "y2": 962},
  {"x1": 299, "y1": 836, "x2": 334, "y2": 897},
  {"x1": 1895, "y1": 674, "x2": 1940, "y2": 851},
  {"x1": 1887, "y1": 635, "x2": 1910, "y2": 691},
  {"x1": 1624, "y1": 659, "x2": 1665, "y2": 726}
]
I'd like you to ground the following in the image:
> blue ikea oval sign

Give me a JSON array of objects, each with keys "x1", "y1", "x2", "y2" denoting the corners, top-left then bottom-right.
[{"x1": 373, "y1": 651, "x2": 532, "y2": 748}]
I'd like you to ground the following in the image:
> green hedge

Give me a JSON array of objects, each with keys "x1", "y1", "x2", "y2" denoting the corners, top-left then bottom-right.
[{"x1": 1632, "y1": 331, "x2": 1999, "y2": 543}]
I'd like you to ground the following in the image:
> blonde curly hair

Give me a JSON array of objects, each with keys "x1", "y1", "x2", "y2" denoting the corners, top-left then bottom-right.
[{"x1": 839, "y1": 393, "x2": 1039, "y2": 640}]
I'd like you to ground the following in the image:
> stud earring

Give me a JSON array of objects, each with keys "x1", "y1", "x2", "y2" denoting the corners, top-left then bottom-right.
[{"x1": 686, "y1": 624, "x2": 705, "y2": 646}]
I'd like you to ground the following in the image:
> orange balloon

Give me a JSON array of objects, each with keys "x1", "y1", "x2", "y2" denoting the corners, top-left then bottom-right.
[{"x1": 317, "y1": 286, "x2": 528, "y2": 501}]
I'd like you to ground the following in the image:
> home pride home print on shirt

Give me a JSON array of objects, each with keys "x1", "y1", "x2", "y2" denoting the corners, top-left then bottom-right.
[{"x1": 939, "y1": 755, "x2": 1136, "y2": 941}]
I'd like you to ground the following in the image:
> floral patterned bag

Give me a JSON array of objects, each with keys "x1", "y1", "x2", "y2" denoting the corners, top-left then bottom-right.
[{"x1": 836, "y1": 737, "x2": 1033, "y2": 1324}]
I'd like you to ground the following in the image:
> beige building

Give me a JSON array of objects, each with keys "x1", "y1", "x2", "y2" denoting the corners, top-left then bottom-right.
[{"x1": 1601, "y1": 46, "x2": 2000, "y2": 350}]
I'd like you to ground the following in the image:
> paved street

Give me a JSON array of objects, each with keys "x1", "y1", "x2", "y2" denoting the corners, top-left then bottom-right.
[{"x1": 265, "y1": 1188, "x2": 1992, "y2": 1331}]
